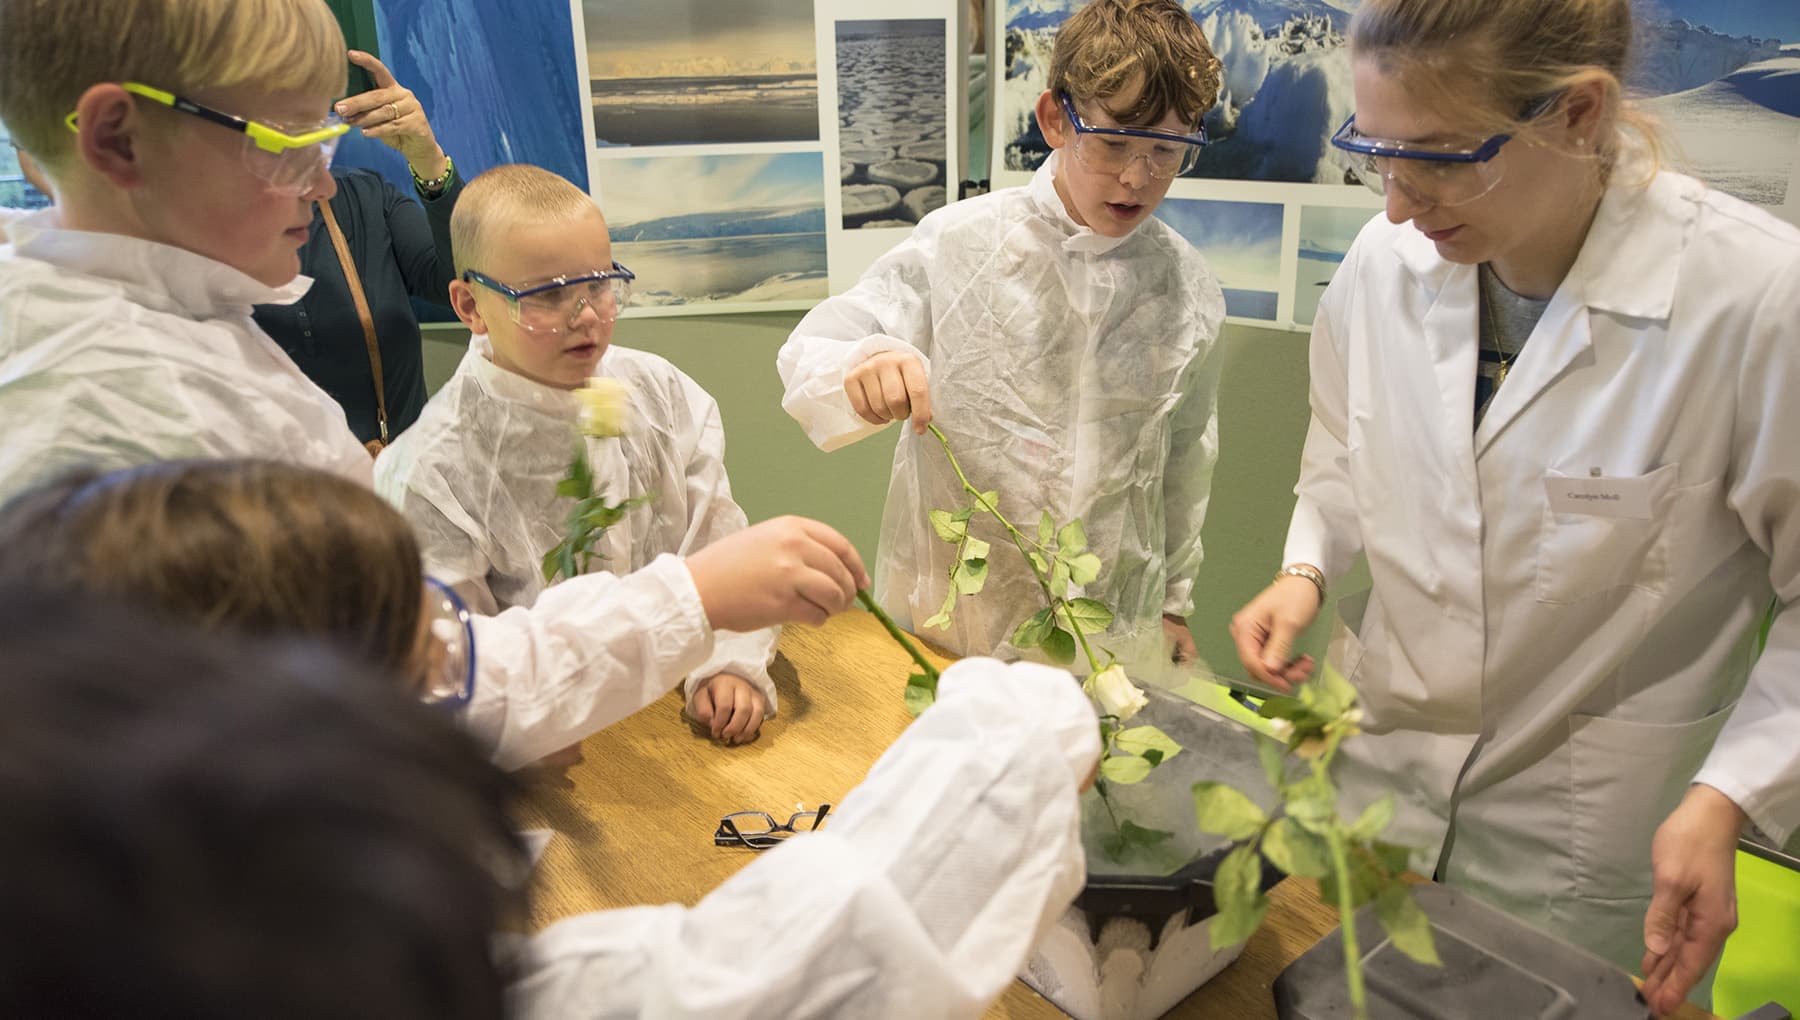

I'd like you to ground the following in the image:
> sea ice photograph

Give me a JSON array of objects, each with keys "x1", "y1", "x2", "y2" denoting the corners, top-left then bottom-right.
[
  {"x1": 594, "y1": 151, "x2": 829, "y2": 308},
  {"x1": 1293, "y1": 204, "x2": 1376, "y2": 325},
  {"x1": 583, "y1": 0, "x2": 821, "y2": 147},
  {"x1": 836, "y1": 19, "x2": 949, "y2": 230},
  {"x1": 1154, "y1": 197, "x2": 1284, "y2": 321}
]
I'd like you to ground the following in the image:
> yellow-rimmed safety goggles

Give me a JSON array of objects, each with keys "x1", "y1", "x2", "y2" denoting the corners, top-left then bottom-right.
[{"x1": 66, "y1": 82, "x2": 347, "y2": 196}]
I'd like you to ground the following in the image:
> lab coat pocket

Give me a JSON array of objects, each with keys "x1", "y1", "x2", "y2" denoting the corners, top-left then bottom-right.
[
  {"x1": 1535, "y1": 463, "x2": 1678, "y2": 605},
  {"x1": 1566, "y1": 701, "x2": 1736, "y2": 903}
]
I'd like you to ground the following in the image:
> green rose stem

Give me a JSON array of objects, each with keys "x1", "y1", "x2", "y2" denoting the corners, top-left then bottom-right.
[
  {"x1": 924, "y1": 423, "x2": 1130, "y2": 845},
  {"x1": 925, "y1": 424, "x2": 1104, "y2": 673},
  {"x1": 856, "y1": 589, "x2": 941, "y2": 687},
  {"x1": 1314, "y1": 726, "x2": 1365, "y2": 1020}
]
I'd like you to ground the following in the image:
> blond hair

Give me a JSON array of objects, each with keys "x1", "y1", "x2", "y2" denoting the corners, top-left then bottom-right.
[
  {"x1": 1350, "y1": 0, "x2": 1663, "y2": 179},
  {"x1": 1047, "y1": 0, "x2": 1222, "y2": 129},
  {"x1": 451, "y1": 164, "x2": 602, "y2": 277},
  {"x1": 0, "y1": 0, "x2": 345, "y2": 166}
]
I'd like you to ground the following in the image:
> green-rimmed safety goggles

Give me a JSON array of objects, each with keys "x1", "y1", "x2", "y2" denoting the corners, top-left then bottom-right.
[{"x1": 65, "y1": 82, "x2": 347, "y2": 197}]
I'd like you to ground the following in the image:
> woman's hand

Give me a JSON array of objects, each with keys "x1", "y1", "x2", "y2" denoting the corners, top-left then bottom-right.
[
  {"x1": 335, "y1": 50, "x2": 447, "y2": 182},
  {"x1": 1640, "y1": 784, "x2": 1746, "y2": 1017},
  {"x1": 1228, "y1": 575, "x2": 1322, "y2": 691}
]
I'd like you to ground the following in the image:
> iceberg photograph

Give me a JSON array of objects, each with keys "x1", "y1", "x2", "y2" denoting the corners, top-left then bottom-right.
[
  {"x1": 836, "y1": 19, "x2": 950, "y2": 230},
  {"x1": 1154, "y1": 197, "x2": 1284, "y2": 321},
  {"x1": 595, "y1": 152, "x2": 829, "y2": 309},
  {"x1": 584, "y1": 0, "x2": 820, "y2": 147}
]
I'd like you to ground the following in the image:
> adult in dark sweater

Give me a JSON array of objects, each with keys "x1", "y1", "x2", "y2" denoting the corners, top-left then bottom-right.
[{"x1": 255, "y1": 50, "x2": 461, "y2": 449}]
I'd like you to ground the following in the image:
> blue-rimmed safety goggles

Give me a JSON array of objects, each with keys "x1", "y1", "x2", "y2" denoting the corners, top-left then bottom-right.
[
  {"x1": 420, "y1": 576, "x2": 475, "y2": 710},
  {"x1": 1059, "y1": 92, "x2": 1207, "y2": 180},
  {"x1": 463, "y1": 263, "x2": 636, "y2": 333},
  {"x1": 1329, "y1": 92, "x2": 1563, "y2": 207}
]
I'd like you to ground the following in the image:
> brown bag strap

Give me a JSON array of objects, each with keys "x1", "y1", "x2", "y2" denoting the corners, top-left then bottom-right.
[{"x1": 317, "y1": 199, "x2": 389, "y2": 449}]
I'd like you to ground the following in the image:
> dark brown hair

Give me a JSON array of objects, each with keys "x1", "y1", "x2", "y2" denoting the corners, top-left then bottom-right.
[
  {"x1": 1047, "y1": 0, "x2": 1223, "y2": 129},
  {"x1": 0, "y1": 459, "x2": 424, "y2": 681}
]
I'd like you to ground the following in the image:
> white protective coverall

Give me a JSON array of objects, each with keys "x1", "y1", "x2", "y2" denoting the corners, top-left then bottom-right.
[
  {"x1": 0, "y1": 215, "x2": 721, "y2": 768},
  {"x1": 1286, "y1": 171, "x2": 1800, "y2": 973},
  {"x1": 505, "y1": 656, "x2": 1101, "y2": 1020},
  {"x1": 376, "y1": 337, "x2": 778, "y2": 715},
  {"x1": 778, "y1": 154, "x2": 1225, "y2": 680}
]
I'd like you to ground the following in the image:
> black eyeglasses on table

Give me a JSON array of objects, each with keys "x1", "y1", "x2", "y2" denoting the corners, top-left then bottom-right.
[{"x1": 713, "y1": 804, "x2": 832, "y2": 851}]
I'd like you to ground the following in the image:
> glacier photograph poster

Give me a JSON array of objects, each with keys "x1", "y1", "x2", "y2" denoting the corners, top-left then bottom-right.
[
  {"x1": 1155, "y1": 197, "x2": 1284, "y2": 322},
  {"x1": 582, "y1": 0, "x2": 821, "y2": 147},
  {"x1": 1635, "y1": 0, "x2": 1800, "y2": 213},
  {"x1": 592, "y1": 152, "x2": 829, "y2": 312},
  {"x1": 994, "y1": 0, "x2": 1800, "y2": 208},
  {"x1": 836, "y1": 19, "x2": 951, "y2": 230}
]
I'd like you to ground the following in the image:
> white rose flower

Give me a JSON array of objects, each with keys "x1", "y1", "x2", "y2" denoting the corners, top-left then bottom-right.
[
  {"x1": 1083, "y1": 663, "x2": 1148, "y2": 722},
  {"x1": 576, "y1": 377, "x2": 631, "y2": 438}
]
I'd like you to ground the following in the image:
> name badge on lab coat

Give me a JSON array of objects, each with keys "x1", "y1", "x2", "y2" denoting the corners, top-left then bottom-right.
[{"x1": 1543, "y1": 472, "x2": 1655, "y2": 520}]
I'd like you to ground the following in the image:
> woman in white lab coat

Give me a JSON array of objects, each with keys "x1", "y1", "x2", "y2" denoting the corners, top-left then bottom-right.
[{"x1": 1229, "y1": 0, "x2": 1800, "y2": 1014}]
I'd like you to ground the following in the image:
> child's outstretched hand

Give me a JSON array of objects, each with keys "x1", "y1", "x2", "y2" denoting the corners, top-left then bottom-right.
[
  {"x1": 691, "y1": 673, "x2": 767, "y2": 745},
  {"x1": 845, "y1": 351, "x2": 932, "y2": 434}
]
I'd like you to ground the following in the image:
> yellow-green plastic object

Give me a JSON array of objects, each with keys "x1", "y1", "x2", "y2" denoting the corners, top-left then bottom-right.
[{"x1": 1714, "y1": 848, "x2": 1800, "y2": 1018}]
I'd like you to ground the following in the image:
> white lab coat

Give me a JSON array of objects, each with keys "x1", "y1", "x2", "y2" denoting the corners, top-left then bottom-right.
[
  {"x1": 778, "y1": 154, "x2": 1225, "y2": 680},
  {"x1": 1285, "y1": 170, "x2": 1800, "y2": 972},
  {"x1": 376, "y1": 337, "x2": 778, "y2": 715},
  {"x1": 505, "y1": 656, "x2": 1101, "y2": 1020},
  {"x1": 0, "y1": 214, "x2": 717, "y2": 769}
]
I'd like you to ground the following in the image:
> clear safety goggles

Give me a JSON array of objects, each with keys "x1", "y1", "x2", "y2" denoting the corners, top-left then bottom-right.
[
  {"x1": 463, "y1": 263, "x2": 636, "y2": 334},
  {"x1": 1060, "y1": 92, "x2": 1207, "y2": 181},
  {"x1": 1329, "y1": 92, "x2": 1561, "y2": 207},
  {"x1": 418, "y1": 576, "x2": 476, "y2": 710},
  {"x1": 65, "y1": 81, "x2": 347, "y2": 198}
]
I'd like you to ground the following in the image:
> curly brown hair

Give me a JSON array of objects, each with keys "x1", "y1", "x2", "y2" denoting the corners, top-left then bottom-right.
[{"x1": 1047, "y1": 0, "x2": 1223, "y2": 130}]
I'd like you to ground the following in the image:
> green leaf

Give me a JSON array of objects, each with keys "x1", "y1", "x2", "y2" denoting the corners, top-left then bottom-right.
[
  {"x1": 903, "y1": 683, "x2": 935, "y2": 715},
  {"x1": 1060, "y1": 597, "x2": 1114, "y2": 635},
  {"x1": 1115, "y1": 724, "x2": 1182, "y2": 763},
  {"x1": 1319, "y1": 845, "x2": 1385, "y2": 911},
  {"x1": 557, "y1": 544, "x2": 578, "y2": 583},
  {"x1": 1192, "y1": 782, "x2": 1269, "y2": 840},
  {"x1": 1348, "y1": 794, "x2": 1396, "y2": 844},
  {"x1": 1100, "y1": 831, "x2": 1127, "y2": 862},
  {"x1": 1100, "y1": 754, "x2": 1152, "y2": 784},
  {"x1": 961, "y1": 536, "x2": 991, "y2": 561},
  {"x1": 540, "y1": 544, "x2": 564, "y2": 583},
  {"x1": 1050, "y1": 559, "x2": 1072, "y2": 597},
  {"x1": 922, "y1": 587, "x2": 957, "y2": 630},
  {"x1": 555, "y1": 477, "x2": 588, "y2": 499},
  {"x1": 974, "y1": 489, "x2": 1000, "y2": 512},
  {"x1": 1057, "y1": 519, "x2": 1088, "y2": 556},
  {"x1": 1041, "y1": 626, "x2": 1077, "y2": 665},
  {"x1": 1028, "y1": 551, "x2": 1050, "y2": 576},
  {"x1": 1373, "y1": 841, "x2": 1412, "y2": 876},
  {"x1": 1118, "y1": 820, "x2": 1174, "y2": 848},
  {"x1": 1260, "y1": 817, "x2": 1333, "y2": 879},
  {"x1": 1283, "y1": 779, "x2": 1337, "y2": 835},
  {"x1": 1257, "y1": 696, "x2": 1310, "y2": 722},
  {"x1": 1375, "y1": 884, "x2": 1441, "y2": 966},
  {"x1": 1208, "y1": 842, "x2": 1270, "y2": 949},
  {"x1": 928, "y1": 509, "x2": 967, "y2": 543},
  {"x1": 952, "y1": 558, "x2": 989, "y2": 595},
  {"x1": 1311, "y1": 662, "x2": 1358, "y2": 720},
  {"x1": 1256, "y1": 733, "x2": 1287, "y2": 790},
  {"x1": 1037, "y1": 510, "x2": 1055, "y2": 546},
  {"x1": 1011, "y1": 606, "x2": 1056, "y2": 649},
  {"x1": 1067, "y1": 552, "x2": 1103, "y2": 586},
  {"x1": 1142, "y1": 748, "x2": 1165, "y2": 768},
  {"x1": 903, "y1": 671, "x2": 937, "y2": 716}
]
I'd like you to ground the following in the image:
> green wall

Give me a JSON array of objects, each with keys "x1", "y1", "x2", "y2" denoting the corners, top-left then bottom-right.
[{"x1": 421, "y1": 315, "x2": 1346, "y2": 683}]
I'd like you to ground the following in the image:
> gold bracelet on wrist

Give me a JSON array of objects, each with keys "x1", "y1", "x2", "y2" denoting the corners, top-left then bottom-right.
[{"x1": 1275, "y1": 563, "x2": 1327, "y2": 605}]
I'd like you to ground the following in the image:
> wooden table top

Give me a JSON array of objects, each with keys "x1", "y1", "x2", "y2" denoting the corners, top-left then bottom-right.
[{"x1": 517, "y1": 609, "x2": 1714, "y2": 1020}]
